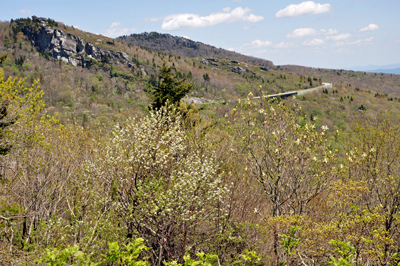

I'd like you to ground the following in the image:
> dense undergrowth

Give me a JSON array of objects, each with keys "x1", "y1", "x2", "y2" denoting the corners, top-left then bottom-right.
[{"x1": 2, "y1": 67, "x2": 400, "y2": 265}]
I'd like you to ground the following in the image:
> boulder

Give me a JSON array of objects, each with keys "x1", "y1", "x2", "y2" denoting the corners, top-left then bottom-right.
[
  {"x1": 231, "y1": 66, "x2": 245, "y2": 74},
  {"x1": 140, "y1": 67, "x2": 147, "y2": 76},
  {"x1": 245, "y1": 68, "x2": 256, "y2": 75}
]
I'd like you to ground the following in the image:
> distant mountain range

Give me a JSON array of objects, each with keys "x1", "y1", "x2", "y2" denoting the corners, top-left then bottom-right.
[
  {"x1": 366, "y1": 68, "x2": 400, "y2": 75},
  {"x1": 346, "y1": 63, "x2": 400, "y2": 75}
]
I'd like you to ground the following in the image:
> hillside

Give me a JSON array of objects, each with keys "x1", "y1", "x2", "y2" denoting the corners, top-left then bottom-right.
[
  {"x1": 117, "y1": 31, "x2": 400, "y2": 99},
  {"x1": 118, "y1": 32, "x2": 273, "y2": 67},
  {"x1": 277, "y1": 64, "x2": 400, "y2": 97},
  {"x1": 0, "y1": 16, "x2": 323, "y2": 127},
  {"x1": 1, "y1": 16, "x2": 399, "y2": 128},
  {"x1": 3, "y1": 16, "x2": 400, "y2": 266}
]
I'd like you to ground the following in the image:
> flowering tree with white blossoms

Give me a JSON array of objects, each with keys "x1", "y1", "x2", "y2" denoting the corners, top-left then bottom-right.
[
  {"x1": 234, "y1": 98, "x2": 337, "y2": 217},
  {"x1": 88, "y1": 107, "x2": 229, "y2": 265},
  {"x1": 233, "y1": 96, "x2": 338, "y2": 264}
]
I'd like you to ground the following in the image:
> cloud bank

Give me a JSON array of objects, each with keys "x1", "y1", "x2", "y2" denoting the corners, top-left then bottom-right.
[
  {"x1": 20, "y1": 9, "x2": 31, "y2": 14},
  {"x1": 161, "y1": 7, "x2": 264, "y2": 30},
  {"x1": 287, "y1": 28, "x2": 319, "y2": 38},
  {"x1": 359, "y1": 24, "x2": 379, "y2": 32},
  {"x1": 287, "y1": 28, "x2": 338, "y2": 38},
  {"x1": 103, "y1": 22, "x2": 137, "y2": 37},
  {"x1": 276, "y1": 1, "x2": 333, "y2": 18},
  {"x1": 303, "y1": 38, "x2": 325, "y2": 46},
  {"x1": 326, "y1": 33, "x2": 351, "y2": 41}
]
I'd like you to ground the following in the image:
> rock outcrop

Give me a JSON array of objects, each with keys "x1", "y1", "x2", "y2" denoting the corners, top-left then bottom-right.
[
  {"x1": 201, "y1": 59, "x2": 209, "y2": 65},
  {"x1": 230, "y1": 66, "x2": 256, "y2": 76},
  {"x1": 201, "y1": 58, "x2": 218, "y2": 66},
  {"x1": 231, "y1": 66, "x2": 245, "y2": 74},
  {"x1": 20, "y1": 16, "x2": 134, "y2": 67}
]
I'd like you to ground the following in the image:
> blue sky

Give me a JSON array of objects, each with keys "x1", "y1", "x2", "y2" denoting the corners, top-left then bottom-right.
[{"x1": 1, "y1": 0, "x2": 399, "y2": 69}]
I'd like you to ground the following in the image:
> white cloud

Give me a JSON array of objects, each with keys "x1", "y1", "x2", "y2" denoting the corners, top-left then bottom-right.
[
  {"x1": 110, "y1": 22, "x2": 121, "y2": 28},
  {"x1": 359, "y1": 24, "x2": 379, "y2": 32},
  {"x1": 321, "y1": 29, "x2": 338, "y2": 35},
  {"x1": 161, "y1": 7, "x2": 264, "y2": 30},
  {"x1": 274, "y1": 42, "x2": 294, "y2": 49},
  {"x1": 287, "y1": 28, "x2": 339, "y2": 38},
  {"x1": 276, "y1": 1, "x2": 333, "y2": 18},
  {"x1": 222, "y1": 7, "x2": 231, "y2": 12},
  {"x1": 303, "y1": 38, "x2": 325, "y2": 46},
  {"x1": 227, "y1": 47, "x2": 235, "y2": 51},
  {"x1": 335, "y1": 40, "x2": 361, "y2": 46},
  {"x1": 103, "y1": 22, "x2": 138, "y2": 37},
  {"x1": 327, "y1": 33, "x2": 351, "y2": 41},
  {"x1": 242, "y1": 26, "x2": 251, "y2": 30},
  {"x1": 181, "y1": 35, "x2": 191, "y2": 40},
  {"x1": 243, "y1": 39, "x2": 273, "y2": 48},
  {"x1": 287, "y1": 28, "x2": 319, "y2": 38},
  {"x1": 334, "y1": 37, "x2": 374, "y2": 46},
  {"x1": 143, "y1": 17, "x2": 164, "y2": 23},
  {"x1": 20, "y1": 9, "x2": 31, "y2": 14}
]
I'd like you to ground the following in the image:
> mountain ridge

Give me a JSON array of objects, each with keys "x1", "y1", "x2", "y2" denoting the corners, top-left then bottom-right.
[
  {"x1": 346, "y1": 63, "x2": 400, "y2": 72},
  {"x1": 117, "y1": 32, "x2": 273, "y2": 68}
]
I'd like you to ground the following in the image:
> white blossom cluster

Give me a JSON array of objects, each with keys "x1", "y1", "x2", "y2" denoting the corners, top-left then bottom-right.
[{"x1": 88, "y1": 107, "x2": 229, "y2": 243}]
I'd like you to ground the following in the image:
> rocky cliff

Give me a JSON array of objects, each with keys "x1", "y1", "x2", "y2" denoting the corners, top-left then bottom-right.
[{"x1": 20, "y1": 16, "x2": 134, "y2": 68}]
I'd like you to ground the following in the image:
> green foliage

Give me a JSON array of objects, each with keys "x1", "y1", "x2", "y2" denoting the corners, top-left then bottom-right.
[
  {"x1": 102, "y1": 239, "x2": 150, "y2": 266},
  {"x1": 147, "y1": 64, "x2": 193, "y2": 110},
  {"x1": 164, "y1": 252, "x2": 218, "y2": 266},
  {"x1": 38, "y1": 239, "x2": 149, "y2": 266},
  {"x1": 0, "y1": 69, "x2": 44, "y2": 154},
  {"x1": 280, "y1": 226, "x2": 301, "y2": 256},
  {"x1": 232, "y1": 249, "x2": 264, "y2": 266},
  {"x1": 327, "y1": 240, "x2": 356, "y2": 266},
  {"x1": 38, "y1": 245, "x2": 98, "y2": 266}
]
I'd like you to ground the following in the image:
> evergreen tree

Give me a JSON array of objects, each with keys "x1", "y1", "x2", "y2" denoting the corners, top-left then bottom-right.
[
  {"x1": 0, "y1": 53, "x2": 7, "y2": 65},
  {"x1": 0, "y1": 104, "x2": 15, "y2": 155},
  {"x1": 147, "y1": 63, "x2": 193, "y2": 110}
]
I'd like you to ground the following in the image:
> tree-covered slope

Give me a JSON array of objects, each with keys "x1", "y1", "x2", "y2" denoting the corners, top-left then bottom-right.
[{"x1": 118, "y1": 32, "x2": 273, "y2": 67}]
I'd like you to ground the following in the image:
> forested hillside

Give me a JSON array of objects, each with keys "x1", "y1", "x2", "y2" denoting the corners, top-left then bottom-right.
[
  {"x1": 118, "y1": 32, "x2": 273, "y2": 67},
  {"x1": 1, "y1": 16, "x2": 400, "y2": 265}
]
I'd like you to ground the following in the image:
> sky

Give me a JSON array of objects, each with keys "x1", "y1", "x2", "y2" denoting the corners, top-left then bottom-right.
[{"x1": 1, "y1": 0, "x2": 399, "y2": 69}]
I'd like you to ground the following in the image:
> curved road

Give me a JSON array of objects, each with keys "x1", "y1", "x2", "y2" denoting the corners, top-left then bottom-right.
[
  {"x1": 296, "y1": 82, "x2": 332, "y2": 96},
  {"x1": 188, "y1": 82, "x2": 332, "y2": 105},
  {"x1": 252, "y1": 82, "x2": 332, "y2": 100}
]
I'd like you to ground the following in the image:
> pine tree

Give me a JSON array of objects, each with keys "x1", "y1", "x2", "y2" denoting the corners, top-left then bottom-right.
[
  {"x1": 147, "y1": 63, "x2": 193, "y2": 110},
  {"x1": 0, "y1": 53, "x2": 7, "y2": 65}
]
